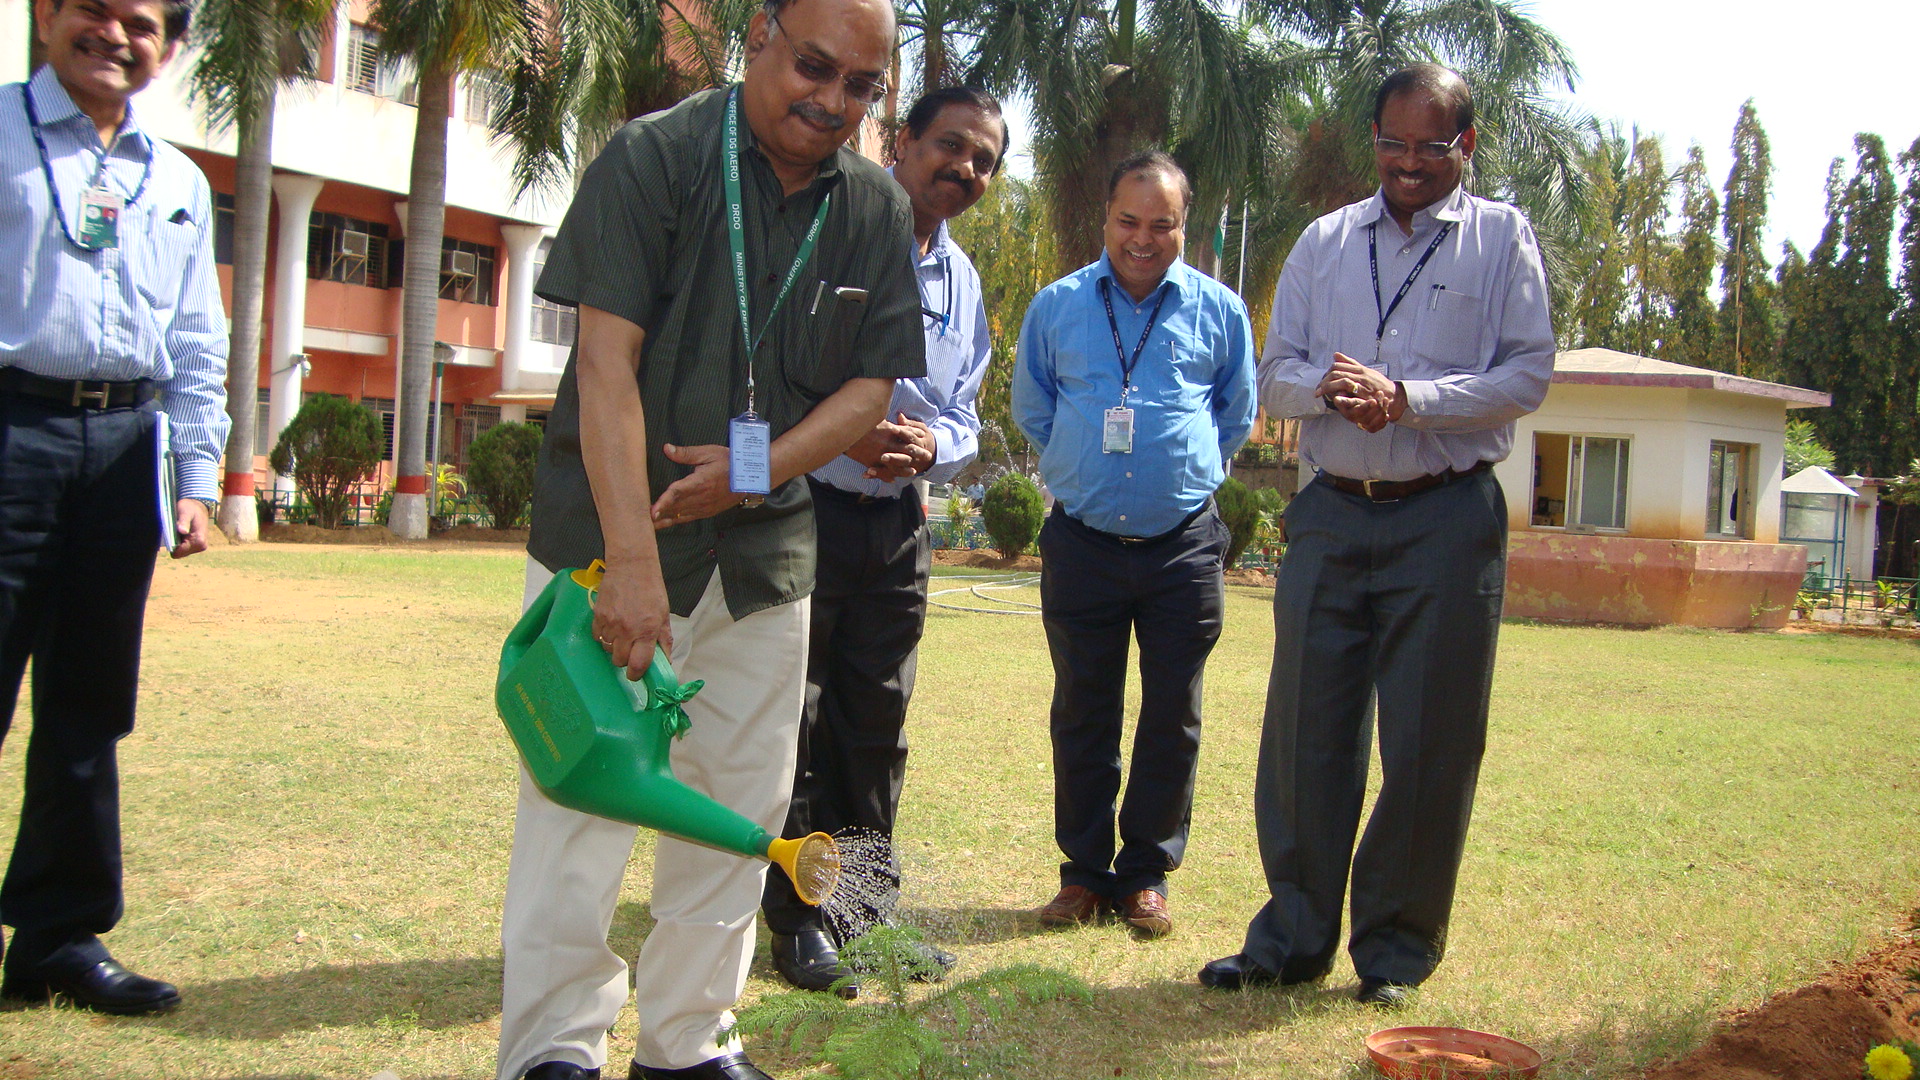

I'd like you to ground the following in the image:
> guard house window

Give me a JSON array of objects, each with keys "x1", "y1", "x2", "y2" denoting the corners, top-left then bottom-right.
[
  {"x1": 362, "y1": 396, "x2": 397, "y2": 459},
  {"x1": 1707, "y1": 441, "x2": 1756, "y2": 539},
  {"x1": 440, "y1": 239, "x2": 498, "y2": 305},
  {"x1": 308, "y1": 212, "x2": 392, "y2": 287},
  {"x1": 530, "y1": 238, "x2": 577, "y2": 345},
  {"x1": 463, "y1": 70, "x2": 506, "y2": 127},
  {"x1": 213, "y1": 192, "x2": 235, "y2": 265},
  {"x1": 346, "y1": 24, "x2": 417, "y2": 105},
  {"x1": 1531, "y1": 433, "x2": 1629, "y2": 531}
]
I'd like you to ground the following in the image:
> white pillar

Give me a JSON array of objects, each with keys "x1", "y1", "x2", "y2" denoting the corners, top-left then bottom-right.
[
  {"x1": 499, "y1": 223, "x2": 544, "y2": 399},
  {"x1": 2, "y1": 0, "x2": 30, "y2": 84},
  {"x1": 268, "y1": 174, "x2": 325, "y2": 497}
]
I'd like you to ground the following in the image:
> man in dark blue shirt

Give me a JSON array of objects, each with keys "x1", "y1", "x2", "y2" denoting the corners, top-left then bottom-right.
[{"x1": 1012, "y1": 151, "x2": 1255, "y2": 939}]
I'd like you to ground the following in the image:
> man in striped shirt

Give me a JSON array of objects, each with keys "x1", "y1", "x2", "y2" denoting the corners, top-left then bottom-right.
[{"x1": 0, "y1": 0, "x2": 229, "y2": 1017}]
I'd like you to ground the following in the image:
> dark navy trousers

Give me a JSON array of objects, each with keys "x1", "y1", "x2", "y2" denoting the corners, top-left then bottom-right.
[{"x1": 0, "y1": 393, "x2": 161, "y2": 977}]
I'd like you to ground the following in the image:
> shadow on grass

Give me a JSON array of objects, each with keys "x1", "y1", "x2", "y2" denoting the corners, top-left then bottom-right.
[
  {"x1": 898, "y1": 905, "x2": 1038, "y2": 946},
  {"x1": 155, "y1": 956, "x2": 501, "y2": 1038}
]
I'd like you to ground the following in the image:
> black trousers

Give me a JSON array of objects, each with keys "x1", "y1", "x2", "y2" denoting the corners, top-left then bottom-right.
[
  {"x1": 762, "y1": 480, "x2": 929, "y2": 936},
  {"x1": 1038, "y1": 502, "x2": 1227, "y2": 899},
  {"x1": 0, "y1": 394, "x2": 162, "y2": 976},
  {"x1": 1240, "y1": 470, "x2": 1506, "y2": 987}
]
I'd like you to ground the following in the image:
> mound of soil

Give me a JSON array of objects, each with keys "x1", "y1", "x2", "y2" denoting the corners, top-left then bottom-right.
[
  {"x1": 1645, "y1": 930, "x2": 1920, "y2": 1080},
  {"x1": 932, "y1": 549, "x2": 1040, "y2": 571}
]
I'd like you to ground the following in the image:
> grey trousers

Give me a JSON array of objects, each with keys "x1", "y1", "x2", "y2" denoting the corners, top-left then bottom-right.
[{"x1": 1240, "y1": 469, "x2": 1506, "y2": 987}]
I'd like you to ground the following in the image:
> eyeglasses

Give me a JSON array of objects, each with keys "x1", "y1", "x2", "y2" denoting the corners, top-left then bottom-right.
[
  {"x1": 767, "y1": 14, "x2": 888, "y2": 106},
  {"x1": 1373, "y1": 131, "x2": 1466, "y2": 161}
]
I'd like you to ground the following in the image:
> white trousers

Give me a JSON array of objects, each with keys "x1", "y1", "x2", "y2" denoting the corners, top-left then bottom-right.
[{"x1": 496, "y1": 560, "x2": 809, "y2": 1078}]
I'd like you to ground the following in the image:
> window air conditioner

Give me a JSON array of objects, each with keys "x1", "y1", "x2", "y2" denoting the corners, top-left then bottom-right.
[
  {"x1": 339, "y1": 229, "x2": 371, "y2": 260},
  {"x1": 443, "y1": 250, "x2": 478, "y2": 278}
]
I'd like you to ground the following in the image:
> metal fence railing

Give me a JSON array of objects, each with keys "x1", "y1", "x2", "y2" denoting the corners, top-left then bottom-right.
[{"x1": 1798, "y1": 573, "x2": 1916, "y2": 625}]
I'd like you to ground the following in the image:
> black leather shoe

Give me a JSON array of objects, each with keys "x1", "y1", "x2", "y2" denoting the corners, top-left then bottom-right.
[
  {"x1": 0, "y1": 958, "x2": 181, "y2": 1015},
  {"x1": 629, "y1": 1051, "x2": 775, "y2": 1079},
  {"x1": 524, "y1": 1064, "x2": 600, "y2": 1080},
  {"x1": 1198, "y1": 953, "x2": 1283, "y2": 990},
  {"x1": 1355, "y1": 976, "x2": 1414, "y2": 1008},
  {"x1": 769, "y1": 930, "x2": 856, "y2": 998}
]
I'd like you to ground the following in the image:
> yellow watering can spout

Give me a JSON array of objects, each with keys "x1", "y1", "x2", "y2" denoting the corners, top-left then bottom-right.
[{"x1": 497, "y1": 562, "x2": 839, "y2": 905}]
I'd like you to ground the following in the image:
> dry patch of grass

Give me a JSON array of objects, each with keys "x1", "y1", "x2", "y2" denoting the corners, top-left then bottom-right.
[{"x1": 0, "y1": 546, "x2": 1915, "y2": 1079}]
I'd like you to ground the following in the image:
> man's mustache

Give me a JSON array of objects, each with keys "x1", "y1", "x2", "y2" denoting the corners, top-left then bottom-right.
[{"x1": 789, "y1": 102, "x2": 845, "y2": 131}]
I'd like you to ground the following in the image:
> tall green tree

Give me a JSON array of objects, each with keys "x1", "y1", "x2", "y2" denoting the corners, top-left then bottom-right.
[
  {"x1": 1665, "y1": 143, "x2": 1720, "y2": 370},
  {"x1": 371, "y1": 0, "x2": 527, "y2": 538},
  {"x1": 1717, "y1": 99, "x2": 1777, "y2": 379},
  {"x1": 1777, "y1": 138, "x2": 1902, "y2": 476},
  {"x1": 187, "y1": 0, "x2": 336, "y2": 540},
  {"x1": 950, "y1": 174, "x2": 1057, "y2": 467},
  {"x1": 1892, "y1": 136, "x2": 1920, "y2": 476},
  {"x1": 1567, "y1": 130, "x2": 1671, "y2": 355}
]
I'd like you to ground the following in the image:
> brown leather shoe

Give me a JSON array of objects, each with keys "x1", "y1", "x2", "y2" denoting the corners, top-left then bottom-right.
[
  {"x1": 1036, "y1": 885, "x2": 1107, "y2": 927},
  {"x1": 1116, "y1": 889, "x2": 1171, "y2": 938}
]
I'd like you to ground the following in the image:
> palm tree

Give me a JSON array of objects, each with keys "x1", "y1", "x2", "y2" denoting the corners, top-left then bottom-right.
[{"x1": 187, "y1": 0, "x2": 336, "y2": 541}]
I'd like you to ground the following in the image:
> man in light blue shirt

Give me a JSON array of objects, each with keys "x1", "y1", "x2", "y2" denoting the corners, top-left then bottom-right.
[
  {"x1": 1202, "y1": 64, "x2": 1554, "y2": 1007},
  {"x1": 760, "y1": 87, "x2": 1003, "y2": 994},
  {"x1": 1014, "y1": 151, "x2": 1255, "y2": 940},
  {"x1": 0, "y1": 0, "x2": 228, "y2": 1017}
]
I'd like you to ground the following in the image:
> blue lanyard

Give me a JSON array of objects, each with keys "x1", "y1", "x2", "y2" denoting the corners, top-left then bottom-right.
[
  {"x1": 1098, "y1": 277, "x2": 1170, "y2": 403},
  {"x1": 21, "y1": 84, "x2": 153, "y2": 252},
  {"x1": 1367, "y1": 219, "x2": 1452, "y2": 340},
  {"x1": 918, "y1": 249, "x2": 952, "y2": 339}
]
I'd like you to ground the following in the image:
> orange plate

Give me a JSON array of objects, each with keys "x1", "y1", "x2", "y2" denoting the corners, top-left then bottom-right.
[{"x1": 1364, "y1": 1026, "x2": 1542, "y2": 1079}]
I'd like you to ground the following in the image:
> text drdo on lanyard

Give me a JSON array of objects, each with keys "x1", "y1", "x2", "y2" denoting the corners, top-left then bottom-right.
[
  {"x1": 22, "y1": 84, "x2": 152, "y2": 252},
  {"x1": 1097, "y1": 278, "x2": 1169, "y2": 454},
  {"x1": 1367, "y1": 219, "x2": 1452, "y2": 363},
  {"x1": 722, "y1": 86, "x2": 833, "y2": 498}
]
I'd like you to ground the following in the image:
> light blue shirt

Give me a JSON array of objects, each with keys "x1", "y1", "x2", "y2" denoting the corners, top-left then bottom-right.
[
  {"x1": 811, "y1": 217, "x2": 988, "y2": 495},
  {"x1": 1258, "y1": 185, "x2": 1554, "y2": 481},
  {"x1": 0, "y1": 67, "x2": 231, "y2": 501},
  {"x1": 1013, "y1": 254, "x2": 1256, "y2": 537}
]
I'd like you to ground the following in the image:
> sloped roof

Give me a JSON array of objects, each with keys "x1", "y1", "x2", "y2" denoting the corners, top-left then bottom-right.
[
  {"x1": 1781, "y1": 466, "x2": 1859, "y2": 497},
  {"x1": 1553, "y1": 348, "x2": 1830, "y2": 407}
]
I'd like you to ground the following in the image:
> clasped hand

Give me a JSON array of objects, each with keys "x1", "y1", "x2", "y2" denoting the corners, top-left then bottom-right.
[
  {"x1": 1316, "y1": 353, "x2": 1407, "y2": 434},
  {"x1": 844, "y1": 412, "x2": 935, "y2": 481}
]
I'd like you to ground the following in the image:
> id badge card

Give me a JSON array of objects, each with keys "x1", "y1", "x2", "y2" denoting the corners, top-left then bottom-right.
[
  {"x1": 79, "y1": 187, "x2": 123, "y2": 250},
  {"x1": 1102, "y1": 407, "x2": 1135, "y2": 454},
  {"x1": 728, "y1": 412, "x2": 772, "y2": 495}
]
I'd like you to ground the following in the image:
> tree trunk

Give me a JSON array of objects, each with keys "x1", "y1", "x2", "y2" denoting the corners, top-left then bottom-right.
[
  {"x1": 1051, "y1": 69, "x2": 1169, "y2": 272},
  {"x1": 218, "y1": 89, "x2": 274, "y2": 542},
  {"x1": 391, "y1": 59, "x2": 452, "y2": 540}
]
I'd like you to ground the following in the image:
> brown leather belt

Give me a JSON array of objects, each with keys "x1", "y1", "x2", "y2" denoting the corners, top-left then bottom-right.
[
  {"x1": 0, "y1": 367, "x2": 157, "y2": 409},
  {"x1": 1319, "y1": 460, "x2": 1490, "y2": 502}
]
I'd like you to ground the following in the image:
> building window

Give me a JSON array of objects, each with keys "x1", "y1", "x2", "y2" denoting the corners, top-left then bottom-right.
[
  {"x1": 440, "y1": 238, "x2": 498, "y2": 305},
  {"x1": 346, "y1": 23, "x2": 416, "y2": 105},
  {"x1": 1531, "y1": 433, "x2": 1629, "y2": 531},
  {"x1": 530, "y1": 237, "x2": 577, "y2": 345},
  {"x1": 362, "y1": 396, "x2": 397, "y2": 459},
  {"x1": 1707, "y1": 440, "x2": 1755, "y2": 539},
  {"x1": 255, "y1": 386, "x2": 272, "y2": 457},
  {"x1": 463, "y1": 70, "x2": 506, "y2": 127},
  {"x1": 308, "y1": 212, "x2": 392, "y2": 287},
  {"x1": 214, "y1": 192, "x2": 235, "y2": 265},
  {"x1": 454, "y1": 403, "x2": 502, "y2": 470}
]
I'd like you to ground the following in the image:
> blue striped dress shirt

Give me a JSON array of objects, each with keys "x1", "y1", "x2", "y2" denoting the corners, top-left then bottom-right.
[
  {"x1": 1, "y1": 67, "x2": 231, "y2": 501},
  {"x1": 1013, "y1": 254, "x2": 1257, "y2": 537},
  {"x1": 810, "y1": 217, "x2": 989, "y2": 497}
]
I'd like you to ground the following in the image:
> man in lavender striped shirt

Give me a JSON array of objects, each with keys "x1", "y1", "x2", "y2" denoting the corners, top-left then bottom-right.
[{"x1": 0, "y1": 0, "x2": 228, "y2": 1016}]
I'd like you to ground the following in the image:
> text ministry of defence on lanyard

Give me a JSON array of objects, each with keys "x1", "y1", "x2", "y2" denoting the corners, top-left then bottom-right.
[
  {"x1": 22, "y1": 84, "x2": 154, "y2": 252},
  {"x1": 1096, "y1": 277, "x2": 1169, "y2": 454},
  {"x1": 723, "y1": 87, "x2": 833, "y2": 498},
  {"x1": 1366, "y1": 218, "x2": 1453, "y2": 362}
]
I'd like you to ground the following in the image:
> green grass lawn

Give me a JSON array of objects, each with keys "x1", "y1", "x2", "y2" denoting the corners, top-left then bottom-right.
[{"x1": 1, "y1": 543, "x2": 1916, "y2": 1080}]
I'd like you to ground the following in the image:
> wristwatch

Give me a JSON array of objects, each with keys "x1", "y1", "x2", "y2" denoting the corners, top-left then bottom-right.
[
  {"x1": 192, "y1": 497, "x2": 218, "y2": 513},
  {"x1": 739, "y1": 494, "x2": 764, "y2": 509}
]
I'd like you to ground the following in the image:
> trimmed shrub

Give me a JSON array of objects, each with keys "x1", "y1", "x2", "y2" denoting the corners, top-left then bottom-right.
[
  {"x1": 982, "y1": 472, "x2": 1044, "y2": 558},
  {"x1": 1216, "y1": 476, "x2": 1259, "y2": 567},
  {"x1": 267, "y1": 394, "x2": 383, "y2": 529},
  {"x1": 467, "y1": 422, "x2": 543, "y2": 528}
]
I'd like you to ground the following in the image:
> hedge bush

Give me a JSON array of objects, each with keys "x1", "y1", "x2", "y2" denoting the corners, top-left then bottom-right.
[
  {"x1": 267, "y1": 394, "x2": 383, "y2": 529},
  {"x1": 982, "y1": 472, "x2": 1044, "y2": 559},
  {"x1": 467, "y1": 422, "x2": 543, "y2": 528},
  {"x1": 1215, "y1": 476, "x2": 1259, "y2": 567}
]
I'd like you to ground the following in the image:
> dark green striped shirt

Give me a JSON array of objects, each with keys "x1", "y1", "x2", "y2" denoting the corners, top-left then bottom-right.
[{"x1": 528, "y1": 86, "x2": 926, "y2": 618}]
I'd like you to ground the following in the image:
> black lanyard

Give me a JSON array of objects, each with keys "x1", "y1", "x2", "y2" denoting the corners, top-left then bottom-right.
[
  {"x1": 22, "y1": 84, "x2": 153, "y2": 253},
  {"x1": 1098, "y1": 277, "x2": 1170, "y2": 401},
  {"x1": 1367, "y1": 219, "x2": 1452, "y2": 341}
]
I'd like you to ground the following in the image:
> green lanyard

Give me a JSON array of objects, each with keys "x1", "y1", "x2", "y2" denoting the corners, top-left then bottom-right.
[{"x1": 724, "y1": 87, "x2": 833, "y2": 417}]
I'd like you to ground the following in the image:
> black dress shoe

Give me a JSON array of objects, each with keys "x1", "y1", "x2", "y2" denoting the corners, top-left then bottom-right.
[
  {"x1": 769, "y1": 930, "x2": 856, "y2": 998},
  {"x1": 524, "y1": 1064, "x2": 600, "y2": 1080},
  {"x1": 1199, "y1": 953, "x2": 1325, "y2": 991},
  {"x1": 629, "y1": 1051, "x2": 775, "y2": 1079},
  {"x1": 0, "y1": 958, "x2": 181, "y2": 1015},
  {"x1": 1355, "y1": 976, "x2": 1414, "y2": 1008}
]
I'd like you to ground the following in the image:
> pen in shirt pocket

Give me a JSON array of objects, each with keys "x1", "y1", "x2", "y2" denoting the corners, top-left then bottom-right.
[
  {"x1": 1429, "y1": 283, "x2": 1446, "y2": 309},
  {"x1": 809, "y1": 280, "x2": 826, "y2": 315}
]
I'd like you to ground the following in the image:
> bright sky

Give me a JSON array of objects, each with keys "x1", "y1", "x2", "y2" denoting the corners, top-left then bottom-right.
[{"x1": 996, "y1": 1, "x2": 1915, "y2": 262}]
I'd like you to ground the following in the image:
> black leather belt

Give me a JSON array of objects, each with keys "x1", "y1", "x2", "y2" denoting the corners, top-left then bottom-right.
[
  {"x1": 0, "y1": 367, "x2": 157, "y2": 409},
  {"x1": 1320, "y1": 460, "x2": 1490, "y2": 502},
  {"x1": 1062, "y1": 501, "x2": 1210, "y2": 545}
]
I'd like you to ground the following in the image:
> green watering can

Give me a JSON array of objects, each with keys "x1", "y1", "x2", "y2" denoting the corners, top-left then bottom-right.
[{"x1": 496, "y1": 562, "x2": 841, "y2": 905}]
